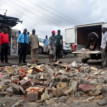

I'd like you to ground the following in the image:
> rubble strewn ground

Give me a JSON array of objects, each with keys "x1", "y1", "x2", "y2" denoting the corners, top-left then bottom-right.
[{"x1": 0, "y1": 54, "x2": 107, "y2": 107}]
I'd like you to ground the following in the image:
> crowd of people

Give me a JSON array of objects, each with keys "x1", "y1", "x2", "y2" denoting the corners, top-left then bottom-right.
[
  {"x1": 1, "y1": 27, "x2": 107, "y2": 68},
  {"x1": 0, "y1": 28, "x2": 63, "y2": 64}
]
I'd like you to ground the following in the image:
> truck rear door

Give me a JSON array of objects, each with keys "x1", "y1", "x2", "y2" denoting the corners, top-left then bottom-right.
[{"x1": 65, "y1": 28, "x2": 76, "y2": 43}]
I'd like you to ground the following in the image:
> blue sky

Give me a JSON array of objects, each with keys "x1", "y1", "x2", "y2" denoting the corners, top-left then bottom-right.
[{"x1": 0, "y1": 0, "x2": 107, "y2": 38}]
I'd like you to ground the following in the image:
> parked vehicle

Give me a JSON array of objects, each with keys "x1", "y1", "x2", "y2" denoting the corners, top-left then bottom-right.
[
  {"x1": 65, "y1": 22, "x2": 107, "y2": 61},
  {"x1": 63, "y1": 41, "x2": 71, "y2": 54},
  {"x1": 38, "y1": 38, "x2": 45, "y2": 54}
]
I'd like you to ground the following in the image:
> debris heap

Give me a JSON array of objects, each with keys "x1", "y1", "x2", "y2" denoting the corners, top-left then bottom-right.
[{"x1": 0, "y1": 61, "x2": 107, "y2": 106}]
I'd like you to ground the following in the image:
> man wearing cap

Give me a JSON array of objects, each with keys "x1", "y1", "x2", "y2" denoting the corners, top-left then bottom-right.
[
  {"x1": 101, "y1": 28, "x2": 107, "y2": 67},
  {"x1": 49, "y1": 30, "x2": 56, "y2": 62},
  {"x1": 17, "y1": 29, "x2": 30, "y2": 64}
]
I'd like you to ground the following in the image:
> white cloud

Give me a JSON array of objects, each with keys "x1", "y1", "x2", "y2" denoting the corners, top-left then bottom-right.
[{"x1": 1, "y1": 0, "x2": 107, "y2": 37}]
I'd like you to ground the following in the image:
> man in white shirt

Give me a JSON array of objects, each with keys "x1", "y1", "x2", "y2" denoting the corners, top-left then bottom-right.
[{"x1": 101, "y1": 28, "x2": 107, "y2": 67}]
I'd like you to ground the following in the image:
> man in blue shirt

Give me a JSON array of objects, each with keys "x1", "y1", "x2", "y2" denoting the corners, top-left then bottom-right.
[
  {"x1": 17, "y1": 29, "x2": 29, "y2": 64},
  {"x1": 43, "y1": 35, "x2": 49, "y2": 53}
]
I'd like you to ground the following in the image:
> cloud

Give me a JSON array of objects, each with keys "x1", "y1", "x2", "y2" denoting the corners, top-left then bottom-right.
[{"x1": 1, "y1": 0, "x2": 107, "y2": 37}]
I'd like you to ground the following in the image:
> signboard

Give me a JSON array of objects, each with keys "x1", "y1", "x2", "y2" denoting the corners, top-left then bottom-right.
[{"x1": 10, "y1": 30, "x2": 18, "y2": 56}]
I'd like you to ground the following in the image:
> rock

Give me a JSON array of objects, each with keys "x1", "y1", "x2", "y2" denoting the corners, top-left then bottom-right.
[
  {"x1": 46, "y1": 99, "x2": 56, "y2": 105},
  {"x1": 78, "y1": 84, "x2": 96, "y2": 92},
  {"x1": 58, "y1": 96, "x2": 68, "y2": 102},
  {"x1": 90, "y1": 66, "x2": 98, "y2": 71},
  {"x1": 64, "y1": 81, "x2": 78, "y2": 95},
  {"x1": 6, "y1": 87, "x2": 13, "y2": 95},
  {"x1": 75, "y1": 91, "x2": 84, "y2": 97},
  {"x1": 11, "y1": 84, "x2": 25, "y2": 95},
  {"x1": 101, "y1": 86, "x2": 107, "y2": 96},
  {"x1": 4, "y1": 66, "x2": 15, "y2": 74},
  {"x1": 11, "y1": 76, "x2": 19, "y2": 84},
  {"x1": 11, "y1": 100, "x2": 24, "y2": 107},
  {"x1": 97, "y1": 98, "x2": 107, "y2": 106},
  {"x1": 97, "y1": 78, "x2": 105, "y2": 84},
  {"x1": 26, "y1": 87, "x2": 44, "y2": 101},
  {"x1": 41, "y1": 90, "x2": 50, "y2": 101},
  {"x1": 27, "y1": 92, "x2": 39, "y2": 102},
  {"x1": 71, "y1": 61, "x2": 78, "y2": 68},
  {"x1": 33, "y1": 65, "x2": 44, "y2": 72},
  {"x1": 20, "y1": 80, "x2": 31, "y2": 89},
  {"x1": 57, "y1": 82, "x2": 68, "y2": 89},
  {"x1": 89, "y1": 79, "x2": 98, "y2": 85},
  {"x1": 89, "y1": 85, "x2": 102, "y2": 96},
  {"x1": 52, "y1": 88, "x2": 65, "y2": 97}
]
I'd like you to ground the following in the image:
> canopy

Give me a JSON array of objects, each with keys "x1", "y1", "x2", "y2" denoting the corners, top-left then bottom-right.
[{"x1": 0, "y1": 14, "x2": 22, "y2": 27}]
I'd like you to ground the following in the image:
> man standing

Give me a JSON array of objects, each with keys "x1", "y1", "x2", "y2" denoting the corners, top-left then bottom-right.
[
  {"x1": 55, "y1": 30, "x2": 63, "y2": 61},
  {"x1": 1, "y1": 28, "x2": 10, "y2": 63},
  {"x1": 17, "y1": 29, "x2": 29, "y2": 64},
  {"x1": 30, "y1": 29, "x2": 39, "y2": 63},
  {"x1": 0, "y1": 29, "x2": 3, "y2": 58},
  {"x1": 101, "y1": 28, "x2": 107, "y2": 67},
  {"x1": 43, "y1": 35, "x2": 49, "y2": 54},
  {"x1": 49, "y1": 30, "x2": 56, "y2": 62}
]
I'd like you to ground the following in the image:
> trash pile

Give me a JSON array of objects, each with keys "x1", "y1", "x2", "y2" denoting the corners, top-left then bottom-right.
[{"x1": 0, "y1": 61, "x2": 107, "y2": 106}]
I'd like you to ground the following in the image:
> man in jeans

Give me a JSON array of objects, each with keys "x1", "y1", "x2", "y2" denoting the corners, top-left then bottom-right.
[
  {"x1": 43, "y1": 35, "x2": 49, "y2": 54},
  {"x1": 17, "y1": 29, "x2": 29, "y2": 64},
  {"x1": 55, "y1": 30, "x2": 63, "y2": 61},
  {"x1": 101, "y1": 28, "x2": 107, "y2": 67},
  {"x1": 1, "y1": 28, "x2": 9, "y2": 63}
]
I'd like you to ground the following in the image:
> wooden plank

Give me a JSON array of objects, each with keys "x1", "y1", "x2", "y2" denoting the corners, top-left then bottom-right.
[{"x1": 72, "y1": 50, "x2": 101, "y2": 54}]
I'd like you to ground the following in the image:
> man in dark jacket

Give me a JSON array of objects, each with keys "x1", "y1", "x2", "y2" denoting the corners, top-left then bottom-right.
[{"x1": 55, "y1": 30, "x2": 63, "y2": 61}]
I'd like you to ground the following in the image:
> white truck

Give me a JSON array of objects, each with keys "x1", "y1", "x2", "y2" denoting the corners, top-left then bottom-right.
[{"x1": 65, "y1": 22, "x2": 107, "y2": 62}]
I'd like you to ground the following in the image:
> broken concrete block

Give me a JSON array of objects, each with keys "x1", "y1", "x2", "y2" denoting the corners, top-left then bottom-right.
[
  {"x1": 78, "y1": 84, "x2": 96, "y2": 92},
  {"x1": 27, "y1": 92, "x2": 39, "y2": 102},
  {"x1": 64, "y1": 81, "x2": 78, "y2": 95},
  {"x1": 11, "y1": 100, "x2": 24, "y2": 107},
  {"x1": 20, "y1": 79, "x2": 32, "y2": 89},
  {"x1": 11, "y1": 76, "x2": 19, "y2": 84},
  {"x1": 41, "y1": 90, "x2": 50, "y2": 101},
  {"x1": 6, "y1": 87, "x2": 13, "y2": 96},
  {"x1": 97, "y1": 98, "x2": 107, "y2": 106},
  {"x1": 57, "y1": 82, "x2": 68, "y2": 89},
  {"x1": 33, "y1": 65, "x2": 44, "y2": 72},
  {"x1": 11, "y1": 84, "x2": 25, "y2": 95},
  {"x1": 52, "y1": 88, "x2": 65, "y2": 97}
]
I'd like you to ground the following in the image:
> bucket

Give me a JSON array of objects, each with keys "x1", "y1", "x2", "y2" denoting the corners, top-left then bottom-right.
[{"x1": 71, "y1": 43, "x2": 77, "y2": 52}]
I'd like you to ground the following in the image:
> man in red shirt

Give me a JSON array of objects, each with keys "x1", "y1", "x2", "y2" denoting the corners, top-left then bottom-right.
[
  {"x1": 0, "y1": 30, "x2": 3, "y2": 61},
  {"x1": 1, "y1": 28, "x2": 9, "y2": 63}
]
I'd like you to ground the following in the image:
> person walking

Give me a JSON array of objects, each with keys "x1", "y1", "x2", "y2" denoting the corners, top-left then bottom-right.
[
  {"x1": 55, "y1": 30, "x2": 63, "y2": 61},
  {"x1": 1, "y1": 28, "x2": 10, "y2": 63},
  {"x1": 30, "y1": 29, "x2": 39, "y2": 63},
  {"x1": 101, "y1": 28, "x2": 107, "y2": 67},
  {"x1": 17, "y1": 29, "x2": 29, "y2": 64},
  {"x1": 49, "y1": 30, "x2": 56, "y2": 62},
  {"x1": 43, "y1": 35, "x2": 49, "y2": 54}
]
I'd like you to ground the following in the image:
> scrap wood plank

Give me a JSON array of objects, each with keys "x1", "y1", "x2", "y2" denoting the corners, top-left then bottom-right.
[{"x1": 72, "y1": 50, "x2": 101, "y2": 54}]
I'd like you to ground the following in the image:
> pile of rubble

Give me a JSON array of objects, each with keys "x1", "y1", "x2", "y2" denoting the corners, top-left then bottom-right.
[{"x1": 0, "y1": 61, "x2": 107, "y2": 106}]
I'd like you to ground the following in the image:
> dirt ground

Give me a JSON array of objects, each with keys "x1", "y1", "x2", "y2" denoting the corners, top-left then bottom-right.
[
  {"x1": 0, "y1": 53, "x2": 106, "y2": 107},
  {"x1": 0, "y1": 54, "x2": 83, "y2": 66}
]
